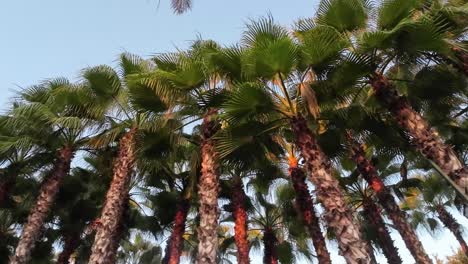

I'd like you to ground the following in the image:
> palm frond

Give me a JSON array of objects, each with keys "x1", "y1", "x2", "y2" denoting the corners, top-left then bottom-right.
[{"x1": 171, "y1": 0, "x2": 192, "y2": 14}]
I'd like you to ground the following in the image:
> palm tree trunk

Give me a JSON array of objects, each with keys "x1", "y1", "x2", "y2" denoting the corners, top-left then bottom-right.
[
  {"x1": 88, "y1": 128, "x2": 137, "y2": 264},
  {"x1": 163, "y1": 198, "x2": 190, "y2": 264},
  {"x1": 196, "y1": 109, "x2": 220, "y2": 264},
  {"x1": 10, "y1": 146, "x2": 74, "y2": 264},
  {"x1": 263, "y1": 228, "x2": 278, "y2": 264},
  {"x1": 290, "y1": 115, "x2": 370, "y2": 263},
  {"x1": 57, "y1": 231, "x2": 81, "y2": 264},
  {"x1": 288, "y1": 161, "x2": 331, "y2": 264},
  {"x1": 362, "y1": 197, "x2": 402, "y2": 264},
  {"x1": 348, "y1": 137, "x2": 432, "y2": 264},
  {"x1": 436, "y1": 205, "x2": 468, "y2": 256},
  {"x1": 371, "y1": 74, "x2": 468, "y2": 198},
  {"x1": 231, "y1": 176, "x2": 250, "y2": 264}
]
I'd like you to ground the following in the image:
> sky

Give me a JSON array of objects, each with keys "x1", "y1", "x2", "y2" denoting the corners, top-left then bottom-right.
[{"x1": 0, "y1": 0, "x2": 467, "y2": 263}]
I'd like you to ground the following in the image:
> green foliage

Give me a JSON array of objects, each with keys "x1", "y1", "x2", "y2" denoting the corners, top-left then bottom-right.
[{"x1": 316, "y1": 0, "x2": 370, "y2": 32}]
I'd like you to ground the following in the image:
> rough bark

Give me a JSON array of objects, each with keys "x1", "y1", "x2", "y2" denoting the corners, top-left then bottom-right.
[
  {"x1": 362, "y1": 197, "x2": 402, "y2": 264},
  {"x1": 10, "y1": 146, "x2": 74, "y2": 264},
  {"x1": 436, "y1": 205, "x2": 468, "y2": 256},
  {"x1": 88, "y1": 128, "x2": 136, "y2": 264},
  {"x1": 263, "y1": 228, "x2": 278, "y2": 264},
  {"x1": 57, "y1": 231, "x2": 81, "y2": 264},
  {"x1": 163, "y1": 199, "x2": 190, "y2": 264},
  {"x1": 196, "y1": 109, "x2": 220, "y2": 264},
  {"x1": 288, "y1": 160, "x2": 331, "y2": 264},
  {"x1": 348, "y1": 137, "x2": 432, "y2": 264},
  {"x1": 291, "y1": 115, "x2": 370, "y2": 264},
  {"x1": 231, "y1": 176, "x2": 250, "y2": 264},
  {"x1": 371, "y1": 74, "x2": 468, "y2": 199},
  {"x1": 106, "y1": 193, "x2": 130, "y2": 264}
]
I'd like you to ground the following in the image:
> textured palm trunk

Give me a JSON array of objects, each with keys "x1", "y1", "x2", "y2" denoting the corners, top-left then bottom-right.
[
  {"x1": 348, "y1": 137, "x2": 432, "y2": 264},
  {"x1": 196, "y1": 109, "x2": 220, "y2": 264},
  {"x1": 88, "y1": 128, "x2": 137, "y2": 264},
  {"x1": 163, "y1": 198, "x2": 190, "y2": 264},
  {"x1": 371, "y1": 74, "x2": 468, "y2": 199},
  {"x1": 436, "y1": 205, "x2": 468, "y2": 256},
  {"x1": 263, "y1": 228, "x2": 278, "y2": 264},
  {"x1": 231, "y1": 176, "x2": 250, "y2": 264},
  {"x1": 290, "y1": 115, "x2": 370, "y2": 264},
  {"x1": 57, "y1": 231, "x2": 81, "y2": 264},
  {"x1": 10, "y1": 146, "x2": 74, "y2": 264},
  {"x1": 288, "y1": 160, "x2": 331, "y2": 264},
  {"x1": 362, "y1": 197, "x2": 402, "y2": 264}
]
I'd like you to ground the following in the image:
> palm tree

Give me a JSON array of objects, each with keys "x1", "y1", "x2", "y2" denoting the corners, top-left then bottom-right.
[
  {"x1": 154, "y1": 144, "x2": 198, "y2": 264},
  {"x1": 285, "y1": 149, "x2": 331, "y2": 264},
  {"x1": 408, "y1": 174, "x2": 468, "y2": 257},
  {"x1": 0, "y1": 115, "x2": 54, "y2": 207},
  {"x1": 343, "y1": 177, "x2": 403, "y2": 264},
  {"x1": 85, "y1": 53, "x2": 170, "y2": 264},
  {"x1": 249, "y1": 187, "x2": 315, "y2": 264},
  {"x1": 229, "y1": 174, "x2": 250, "y2": 264},
  {"x1": 223, "y1": 17, "x2": 370, "y2": 263},
  {"x1": 346, "y1": 132, "x2": 431, "y2": 263},
  {"x1": 5, "y1": 78, "x2": 104, "y2": 264},
  {"x1": 53, "y1": 150, "x2": 117, "y2": 264},
  {"x1": 316, "y1": 0, "x2": 468, "y2": 199},
  {"x1": 147, "y1": 40, "x2": 244, "y2": 263}
]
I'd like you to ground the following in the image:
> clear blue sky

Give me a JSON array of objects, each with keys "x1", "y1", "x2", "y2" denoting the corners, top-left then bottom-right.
[{"x1": 0, "y1": 0, "x2": 466, "y2": 263}]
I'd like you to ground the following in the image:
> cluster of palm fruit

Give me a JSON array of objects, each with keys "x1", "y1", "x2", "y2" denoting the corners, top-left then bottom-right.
[{"x1": 1, "y1": 0, "x2": 467, "y2": 263}]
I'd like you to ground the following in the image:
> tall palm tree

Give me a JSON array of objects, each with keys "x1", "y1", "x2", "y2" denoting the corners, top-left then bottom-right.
[
  {"x1": 249, "y1": 187, "x2": 315, "y2": 264},
  {"x1": 85, "y1": 53, "x2": 170, "y2": 264},
  {"x1": 342, "y1": 177, "x2": 403, "y2": 264},
  {"x1": 6, "y1": 78, "x2": 104, "y2": 264},
  {"x1": 147, "y1": 40, "x2": 244, "y2": 263},
  {"x1": 0, "y1": 115, "x2": 54, "y2": 207},
  {"x1": 346, "y1": 132, "x2": 431, "y2": 263},
  {"x1": 229, "y1": 174, "x2": 250, "y2": 264},
  {"x1": 316, "y1": 0, "x2": 468, "y2": 200},
  {"x1": 223, "y1": 17, "x2": 370, "y2": 263},
  {"x1": 285, "y1": 149, "x2": 331, "y2": 264},
  {"x1": 408, "y1": 174, "x2": 468, "y2": 257}
]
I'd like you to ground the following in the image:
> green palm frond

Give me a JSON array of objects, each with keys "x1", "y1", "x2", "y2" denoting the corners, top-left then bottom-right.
[
  {"x1": 316, "y1": 0, "x2": 370, "y2": 32},
  {"x1": 327, "y1": 52, "x2": 373, "y2": 87},
  {"x1": 119, "y1": 53, "x2": 151, "y2": 77},
  {"x1": 277, "y1": 241, "x2": 294, "y2": 264},
  {"x1": 242, "y1": 39, "x2": 298, "y2": 80},
  {"x1": 377, "y1": 0, "x2": 421, "y2": 30},
  {"x1": 82, "y1": 65, "x2": 122, "y2": 100},
  {"x1": 298, "y1": 25, "x2": 349, "y2": 67},
  {"x1": 128, "y1": 82, "x2": 167, "y2": 114},
  {"x1": 0, "y1": 136, "x2": 36, "y2": 156},
  {"x1": 242, "y1": 15, "x2": 289, "y2": 47},
  {"x1": 223, "y1": 82, "x2": 276, "y2": 124},
  {"x1": 241, "y1": 16, "x2": 297, "y2": 79}
]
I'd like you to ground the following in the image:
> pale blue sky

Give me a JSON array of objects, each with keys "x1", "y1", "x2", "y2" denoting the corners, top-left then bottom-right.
[{"x1": 0, "y1": 0, "x2": 466, "y2": 263}]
